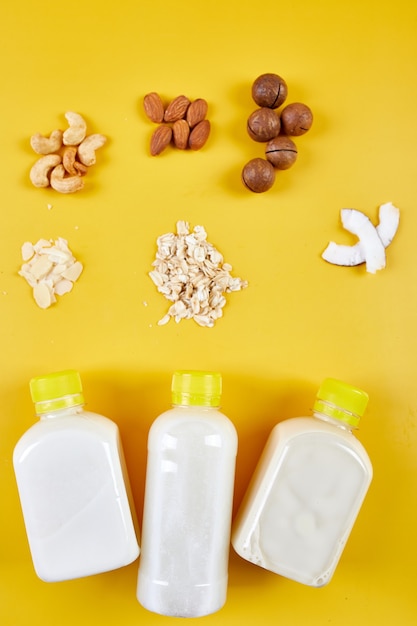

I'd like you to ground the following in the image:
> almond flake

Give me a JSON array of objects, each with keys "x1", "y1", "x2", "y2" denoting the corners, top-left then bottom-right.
[
  {"x1": 62, "y1": 261, "x2": 83, "y2": 282},
  {"x1": 47, "y1": 247, "x2": 73, "y2": 264},
  {"x1": 34, "y1": 239, "x2": 52, "y2": 252},
  {"x1": 21, "y1": 242, "x2": 35, "y2": 262},
  {"x1": 33, "y1": 282, "x2": 53, "y2": 309},
  {"x1": 54, "y1": 279, "x2": 73, "y2": 296},
  {"x1": 30, "y1": 256, "x2": 53, "y2": 280}
]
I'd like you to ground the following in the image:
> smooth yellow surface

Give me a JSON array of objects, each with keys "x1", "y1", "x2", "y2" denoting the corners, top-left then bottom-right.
[{"x1": 1, "y1": 0, "x2": 416, "y2": 624}]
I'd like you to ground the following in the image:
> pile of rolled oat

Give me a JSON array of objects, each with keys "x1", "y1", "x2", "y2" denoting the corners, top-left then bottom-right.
[{"x1": 149, "y1": 221, "x2": 248, "y2": 327}]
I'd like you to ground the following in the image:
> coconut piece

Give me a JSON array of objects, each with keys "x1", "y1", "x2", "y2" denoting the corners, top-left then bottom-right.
[
  {"x1": 322, "y1": 202, "x2": 400, "y2": 273},
  {"x1": 322, "y1": 242, "x2": 365, "y2": 267},
  {"x1": 341, "y1": 209, "x2": 386, "y2": 273},
  {"x1": 376, "y1": 202, "x2": 400, "y2": 246}
]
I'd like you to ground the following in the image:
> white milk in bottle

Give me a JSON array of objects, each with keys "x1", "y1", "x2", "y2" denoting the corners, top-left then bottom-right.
[
  {"x1": 137, "y1": 370, "x2": 238, "y2": 617},
  {"x1": 232, "y1": 378, "x2": 373, "y2": 587},
  {"x1": 13, "y1": 370, "x2": 140, "y2": 582}
]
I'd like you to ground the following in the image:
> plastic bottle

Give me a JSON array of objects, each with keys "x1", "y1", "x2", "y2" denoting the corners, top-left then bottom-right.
[
  {"x1": 13, "y1": 370, "x2": 140, "y2": 582},
  {"x1": 137, "y1": 370, "x2": 238, "y2": 617},
  {"x1": 231, "y1": 378, "x2": 373, "y2": 587}
]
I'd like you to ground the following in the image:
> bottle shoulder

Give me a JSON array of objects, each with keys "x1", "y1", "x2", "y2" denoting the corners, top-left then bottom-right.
[
  {"x1": 14, "y1": 409, "x2": 118, "y2": 457},
  {"x1": 268, "y1": 416, "x2": 371, "y2": 462},
  {"x1": 152, "y1": 406, "x2": 234, "y2": 425},
  {"x1": 272, "y1": 415, "x2": 355, "y2": 437},
  {"x1": 148, "y1": 406, "x2": 238, "y2": 446}
]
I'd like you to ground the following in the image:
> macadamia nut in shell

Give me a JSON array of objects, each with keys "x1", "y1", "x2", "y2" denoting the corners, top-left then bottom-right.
[
  {"x1": 280, "y1": 102, "x2": 313, "y2": 136},
  {"x1": 247, "y1": 108, "x2": 281, "y2": 142},
  {"x1": 242, "y1": 158, "x2": 275, "y2": 193},
  {"x1": 265, "y1": 136, "x2": 298, "y2": 169},
  {"x1": 252, "y1": 73, "x2": 288, "y2": 109}
]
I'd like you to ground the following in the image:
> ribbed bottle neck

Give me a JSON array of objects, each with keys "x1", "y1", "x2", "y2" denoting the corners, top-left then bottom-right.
[
  {"x1": 34, "y1": 393, "x2": 84, "y2": 417},
  {"x1": 313, "y1": 402, "x2": 357, "y2": 431}
]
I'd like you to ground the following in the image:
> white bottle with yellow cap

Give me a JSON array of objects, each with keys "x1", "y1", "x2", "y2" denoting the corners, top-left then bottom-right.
[
  {"x1": 137, "y1": 370, "x2": 238, "y2": 617},
  {"x1": 13, "y1": 370, "x2": 140, "y2": 582},
  {"x1": 231, "y1": 378, "x2": 373, "y2": 587}
]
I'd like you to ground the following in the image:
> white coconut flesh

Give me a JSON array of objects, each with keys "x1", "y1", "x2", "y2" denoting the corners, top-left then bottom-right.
[
  {"x1": 376, "y1": 202, "x2": 401, "y2": 246},
  {"x1": 322, "y1": 202, "x2": 400, "y2": 273}
]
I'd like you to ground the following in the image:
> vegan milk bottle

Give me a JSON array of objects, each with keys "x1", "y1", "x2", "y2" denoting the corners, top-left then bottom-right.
[
  {"x1": 13, "y1": 370, "x2": 140, "y2": 582},
  {"x1": 232, "y1": 378, "x2": 373, "y2": 587},
  {"x1": 137, "y1": 370, "x2": 238, "y2": 617}
]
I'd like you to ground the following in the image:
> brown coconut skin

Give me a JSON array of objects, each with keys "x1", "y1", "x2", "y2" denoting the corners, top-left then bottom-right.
[
  {"x1": 252, "y1": 73, "x2": 288, "y2": 109},
  {"x1": 242, "y1": 158, "x2": 276, "y2": 193},
  {"x1": 247, "y1": 108, "x2": 281, "y2": 142}
]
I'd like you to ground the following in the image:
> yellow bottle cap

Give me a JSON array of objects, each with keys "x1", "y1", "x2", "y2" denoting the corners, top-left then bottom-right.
[
  {"x1": 171, "y1": 370, "x2": 222, "y2": 407},
  {"x1": 30, "y1": 370, "x2": 84, "y2": 414},
  {"x1": 313, "y1": 378, "x2": 369, "y2": 428}
]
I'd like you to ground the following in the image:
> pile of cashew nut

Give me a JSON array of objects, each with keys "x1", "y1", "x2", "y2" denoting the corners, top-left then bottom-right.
[{"x1": 29, "y1": 112, "x2": 107, "y2": 193}]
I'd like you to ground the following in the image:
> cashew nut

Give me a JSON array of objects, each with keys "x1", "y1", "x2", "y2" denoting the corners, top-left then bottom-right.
[
  {"x1": 62, "y1": 112, "x2": 87, "y2": 146},
  {"x1": 77, "y1": 133, "x2": 107, "y2": 166},
  {"x1": 74, "y1": 161, "x2": 88, "y2": 176},
  {"x1": 30, "y1": 154, "x2": 62, "y2": 188},
  {"x1": 50, "y1": 164, "x2": 84, "y2": 194},
  {"x1": 30, "y1": 129, "x2": 63, "y2": 155},
  {"x1": 62, "y1": 146, "x2": 88, "y2": 176}
]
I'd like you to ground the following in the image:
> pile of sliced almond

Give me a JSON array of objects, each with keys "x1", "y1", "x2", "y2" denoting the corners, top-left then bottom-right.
[
  {"x1": 19, "y1": 238, "x2": 83, "y2": 308},
  {"x1": 143, "y1": 93, "x2": 211, "y2": 155},
  {"x1": 149, "y1": 221, "x2": 248, "y2": 327}
]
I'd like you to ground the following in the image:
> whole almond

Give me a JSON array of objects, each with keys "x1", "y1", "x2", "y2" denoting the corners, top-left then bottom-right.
[
  {"x1": 172, "y1": 119, "x2": 190, "y2": 150},
  {"x1": 188, "y1": 119, "x2": 211, "y2": 150},
  {"x1": 143, "y1": 92, "x2": 165, "y2": 123},
  {"x1": 186, "y1": 98, "x2": 208, "y2": 128},
  {"x1": 150, "y1": 125, "x2": 172, "y2": 156},
  {"x1": 164, "y1": 95, "x2": 191, "y2": 122}
]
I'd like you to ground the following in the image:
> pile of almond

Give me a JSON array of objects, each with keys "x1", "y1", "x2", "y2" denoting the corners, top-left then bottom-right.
[{"x1": 143, "y1": 93, "x2": 211, "y2": 155}]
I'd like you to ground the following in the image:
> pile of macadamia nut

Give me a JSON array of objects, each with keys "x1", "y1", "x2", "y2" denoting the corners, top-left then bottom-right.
[
  {"x1": 29, "y1": 112, "x2": 107, "y2": 194},
  {"x1": 242, "y1": 73, "x2": 313, "y2": 193}
]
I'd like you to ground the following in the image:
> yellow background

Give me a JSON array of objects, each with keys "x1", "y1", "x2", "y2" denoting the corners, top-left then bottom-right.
[{"x1": 1, "y1": 0, "x2": 416, "y2": 624}]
